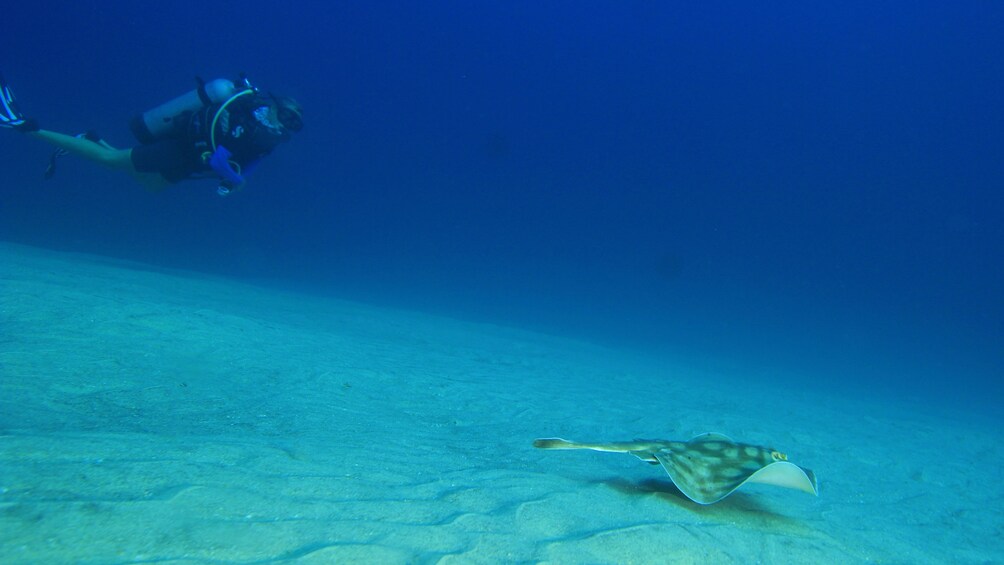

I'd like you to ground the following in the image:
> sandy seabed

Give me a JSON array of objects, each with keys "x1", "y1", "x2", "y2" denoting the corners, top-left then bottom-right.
[{"x1": 1, "y1": 242, "x2": 1000, "y2": 564}]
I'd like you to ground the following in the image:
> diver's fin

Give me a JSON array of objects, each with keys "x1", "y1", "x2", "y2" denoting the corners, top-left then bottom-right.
[{"x1": 0, "y1": 73, "x2": 38, "y2": 131}]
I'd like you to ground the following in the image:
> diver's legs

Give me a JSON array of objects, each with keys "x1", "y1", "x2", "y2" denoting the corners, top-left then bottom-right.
[
  {"x1": 27, "y1": 129, "x2": 169, "y2": 191},
  {"x1": 28, "y1": 129, "x2": 131, "y2": 170},
  {"x1": 3, "y1": 75, "x2": 169, "y2": 191}
]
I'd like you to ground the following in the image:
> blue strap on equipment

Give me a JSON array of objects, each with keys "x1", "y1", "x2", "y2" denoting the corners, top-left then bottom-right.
[{"x1": 208, "y1": 145, "x2": 245, "y2": 186}]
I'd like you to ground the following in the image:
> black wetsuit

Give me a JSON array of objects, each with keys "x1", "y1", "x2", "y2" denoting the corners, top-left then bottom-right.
[{"x1": 131, "y1": 93, "x2": 287, "y2": 184}]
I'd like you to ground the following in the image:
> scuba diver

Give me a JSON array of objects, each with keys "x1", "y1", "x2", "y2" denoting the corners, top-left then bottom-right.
[{"x1": 1, "y1": 73, "x2": 302, "y2": 195}]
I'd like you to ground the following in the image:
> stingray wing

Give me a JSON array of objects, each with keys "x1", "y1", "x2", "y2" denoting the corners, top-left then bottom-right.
[
  {"x1": 653, "y1": 437, "x2": 817, "y2": 504},
  {"x1": 746, "y1": 461, "x2": 818, "y2": 496}
]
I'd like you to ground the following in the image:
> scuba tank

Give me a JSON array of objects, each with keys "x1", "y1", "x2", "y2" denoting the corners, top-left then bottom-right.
[{"x1": 129, "y1": 76, "x2": 253, "y2": 144}]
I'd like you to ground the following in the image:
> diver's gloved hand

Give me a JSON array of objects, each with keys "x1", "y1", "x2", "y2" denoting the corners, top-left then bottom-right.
[{"x1": 208, "y1": 145, "x2": 246, "y2": 187}]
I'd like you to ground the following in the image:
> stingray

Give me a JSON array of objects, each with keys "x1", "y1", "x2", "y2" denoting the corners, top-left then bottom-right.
[{"x1": 533, "y1": 433, "x2": 818, "y2": 504}]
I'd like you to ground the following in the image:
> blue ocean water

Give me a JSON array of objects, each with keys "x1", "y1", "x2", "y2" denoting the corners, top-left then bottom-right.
[{"x1": 2, "y1": 2, "x2": 1001, "y2": 410}]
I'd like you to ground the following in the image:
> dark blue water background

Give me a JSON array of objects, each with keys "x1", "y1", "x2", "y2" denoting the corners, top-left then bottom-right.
[{"x1": 2, "y1": 2, "x2": 1001, "y2": 410}]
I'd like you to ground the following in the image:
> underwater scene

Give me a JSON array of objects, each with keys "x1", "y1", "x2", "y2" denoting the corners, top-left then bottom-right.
[{"x1": 1, "y1": 2, "x2": 1001, "y2": 563}]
